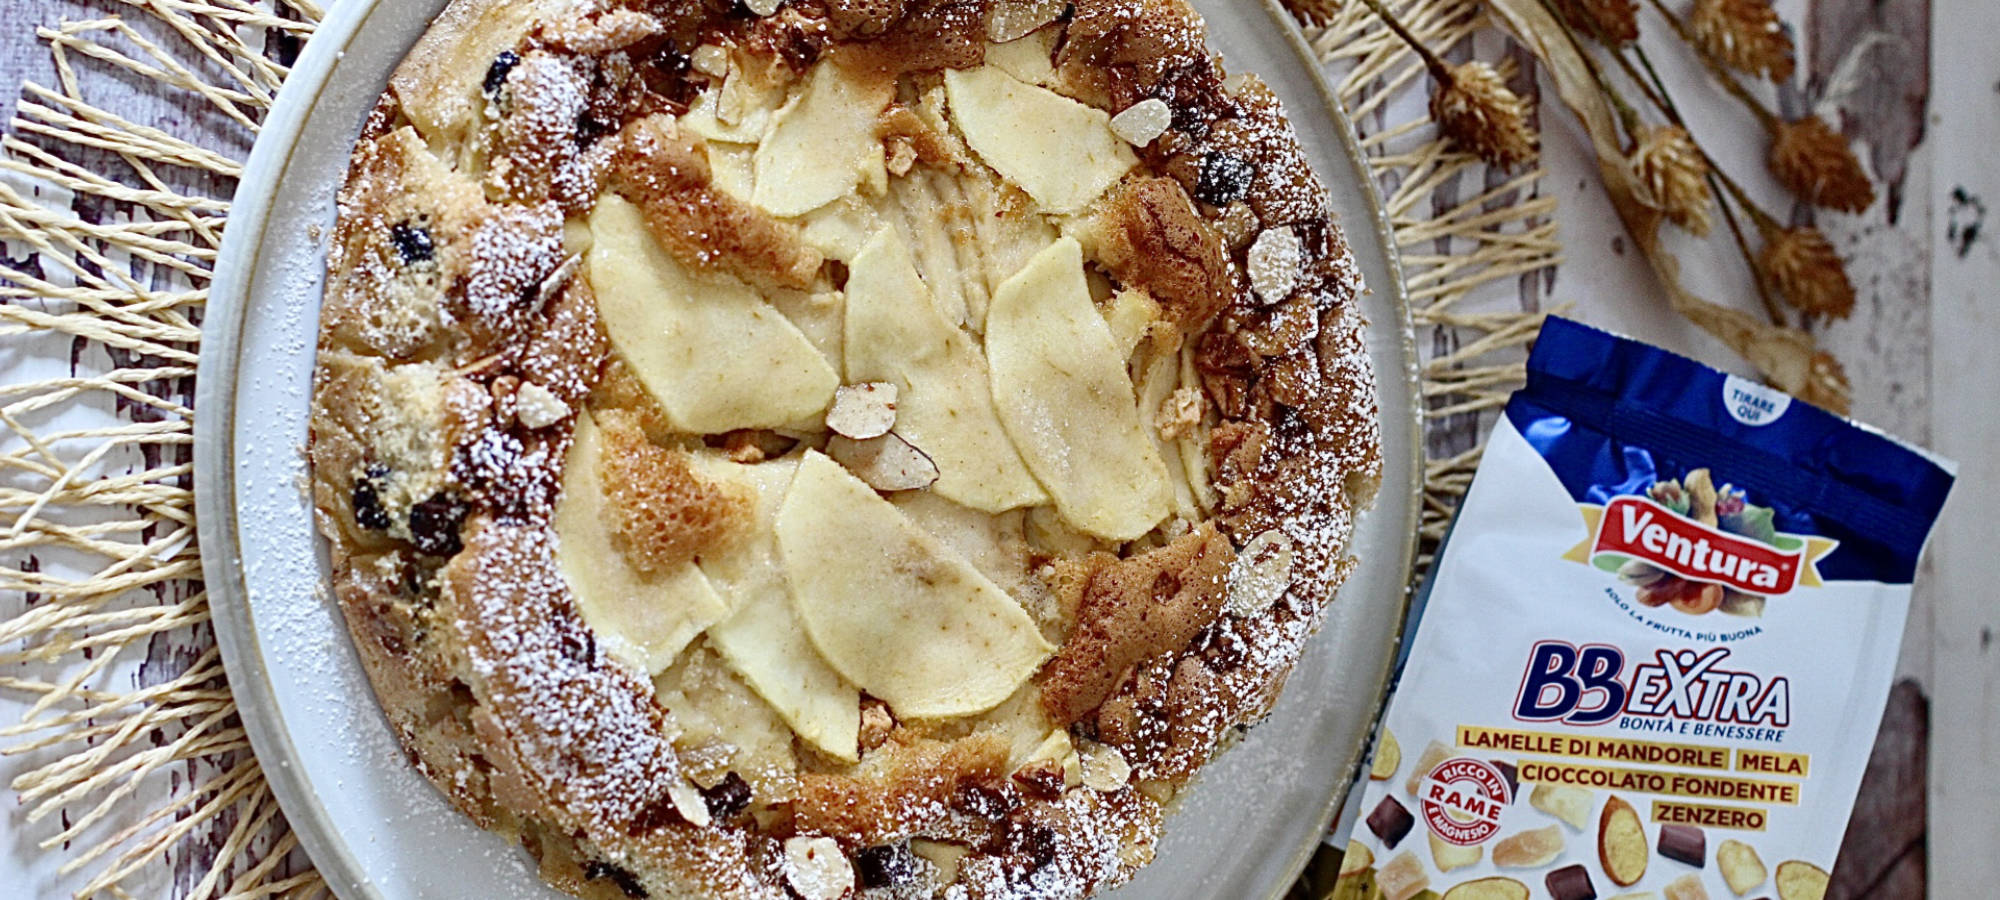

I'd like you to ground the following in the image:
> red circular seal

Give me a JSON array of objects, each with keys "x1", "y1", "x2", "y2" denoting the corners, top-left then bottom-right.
[{"x1": 1418, "y1": 758, "x2": 1512, "y2": 846}]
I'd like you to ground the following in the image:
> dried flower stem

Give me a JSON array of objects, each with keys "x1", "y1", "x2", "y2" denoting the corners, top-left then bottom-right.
[
  {"x1": 1354, "y1": 0, "x2": 1453, "y2": 81},
  {"x1": 1535, "y1": 0, "x2": 1800, "y2": 321},
  {"x1": 1532, "y1": 0, "x2": 1645, "y2": 138},
  {"x1": 1643, "y1": 0, "x2": 1779, "y2": 130},
  {"x1": 1712, "y1": 180, "x2": 1789, "y2": 324},
  {"x1": 1358, "y1": 0, "x2": 1539, "y2": 168}
]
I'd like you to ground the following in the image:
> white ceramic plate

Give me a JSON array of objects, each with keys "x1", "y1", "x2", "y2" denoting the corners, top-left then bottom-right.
[{"x1": 193, "y1": 2, "x2": 1421, "y2": 897}]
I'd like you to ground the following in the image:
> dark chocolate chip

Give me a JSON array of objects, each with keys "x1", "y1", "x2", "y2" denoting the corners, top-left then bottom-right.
[
  {"x1": 389, "y1": 222, "x2": 434, "y2": 263},
  {"x1": 854, "y1": 843, "x2": 919, "y2": 888},
  {"x1": 559, "y1": 625, "x2": 594, "y2": 666},
  {"x1": 1194, "y1": 151, "x2": 1255, "y2": 206},
  {"x1": 582, "y1": 861, "x2": 648, "y2": 898},
  {"x1": 1491, "y1": 760, "x2": 1519, "y2": 801},
  {"x1": 953, "y1": 782, "x2": 1018, "y2": 820},
  {"x1": 483, "y1": 50, "x2": 521, "y2": 96},
  {"x1": 1365, "y1": 795, "x2": 1414, "y2": 849},
  {"x1": 1658, "y1": 823, "x2": 1706, "y2": 867},
  {"x1": 626, "y1": 793, "x2": 677, "y2": 836},
  {"x1": 406, "y1": 492, "x2": 469, "y2": 557},
  {"x1": 575, "y1": 109, "x2": 614, "y2": 147},
  {"x1": 638, "y1": 42, "x2": 693, "y2": 102},
  {"x1": 700, "y1": 771, "x2": 752, "y2": 819},
  {"x1": 1007, "y1": 822, "x2": 1058, "y2": 871},
  {"x1": 1545, "y1": 863, "x2": 1597, "y2": 900},
  {"x1": 352, "y1": 476, "x2": 392, "y2": 531}
]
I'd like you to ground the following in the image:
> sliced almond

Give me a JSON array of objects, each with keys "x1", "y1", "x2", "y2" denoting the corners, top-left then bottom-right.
[
  {"x1": 1430, "y1": 831, "x2": 1482, "y2": 873},
  {"x1": 911, "y1": 840, "x2": 968, "y2": 883},
  {"x1": 1774, "y1": 860, "x2": 1828, "y2": 900},
  {"x1": 513, "y1": 380, "x2": 570, "y2": 429},
  {"x1": 1531, "y1": 782, "x2": 1595, "y2": 829},
  {"x1": 1337, "y1": 840, "x2": 1374, "y2": 877},
  {"x1": 1369, "y1": 728, "x2": 1401, "y2": 781},
  {"x1": 1081, "y1": 742, "x2": 1133, "y2": 792},
  {"x1": 1441, "y1": 878, "x2": 1531, "y2": 900},
  {"x1": 1491, "y1": 824, "x2": 1564, "y2": 868},
  {"x1": 1225, "y1": 529, "x2": 1296, "y2": 615},
  {"x1": 667, "y1": 777, "x2": 712, "y2": 828},
  {"x1": 826, "y1": 381, "x2": 899, "y2": 439},
  {"x1": 1246, "y1": 226, "x2": 1302, "y2": 305},
  {"x1": 987, "y1": 0, "x2": 1065, "y2": 42},
  {"x1": 1598, "y1": 795, "x2": 1648, "y2": 886},
  {"x1": 1110, "y1": 98, "x2": 1173, "y2": 147},
  {"x1": 691, "y1": 44, "x2": 730, "y2": 77},
  {"x1": 744, "y1": 0, "x2": 783, "y2": 17},
  {"x1": 826, "y1": 432, "x2": 939, "y2": 491},
  {"x1": 536, "y1": 253, "x2": 581, "y2": 308},
  {"x1": 783, "y1": 836, "x2": 855, "y2": 900},
  {"x1": 1156, "y1": 386, "x2": 1204, "y2": 440}
]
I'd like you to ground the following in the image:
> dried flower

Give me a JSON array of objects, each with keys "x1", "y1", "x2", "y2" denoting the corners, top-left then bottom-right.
[
  {"x1": 1769, "y1": 116, "x2": 1874, "y2": 213},
  {"x1": 1430, "y1": 61, "x2": 1539, "y2": 170},
  {"x1": 1756, "y1": 225, "x2": 1855, "y2": 319},
  {"x1": 1690, "y1": 0, "x2": 1795, "y2": 82},
  {"x1": 1554, "y1": 0, "x2": 1639, "y2": 45},
  {"x1": 1628, "y1": 124, "x2": 1714, "y2": 236},
  {"x1": 1289, "y1": 0, "x2": 1341, "y2": 26},
  {"x1": 1798, "y1": 350, "x2": 1851, "y2": 412}
]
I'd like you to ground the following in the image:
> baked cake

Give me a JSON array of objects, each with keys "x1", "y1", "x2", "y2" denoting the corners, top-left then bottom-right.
[{"x1": 308, "y1": 1, "x2": 1382, "y2": 897}]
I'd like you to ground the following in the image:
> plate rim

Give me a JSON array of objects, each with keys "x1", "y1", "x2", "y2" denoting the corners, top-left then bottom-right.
[
  {"x1": 1240, "y1": 0, "x2": 1424, "y2": 887},
  {"x1": 191, "y1": 1, "x2": 1424, "y2": 896}
]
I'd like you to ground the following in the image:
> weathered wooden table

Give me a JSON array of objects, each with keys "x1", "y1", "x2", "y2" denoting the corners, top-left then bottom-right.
[{"x1": 1, "y1": 0, "x2": 1991, "y2": 897}]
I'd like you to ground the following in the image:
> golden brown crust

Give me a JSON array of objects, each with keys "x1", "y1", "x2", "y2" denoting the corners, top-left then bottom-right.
[
  {"x1": 792, "y1": 733, "x2": 1011, "y2": 846},
  {"x1": 1091, "y1": 176, "x2": 1233, "y2": 330},
  {"x1": 610, "y1": 114, "x2": 824, "y2": 291},
  {"x1": 1037, "y1": 523, "x2": 1234, "y2": 726},
  {"x1": 596, "y1": 409, "x2": 754, "y2": 576}
]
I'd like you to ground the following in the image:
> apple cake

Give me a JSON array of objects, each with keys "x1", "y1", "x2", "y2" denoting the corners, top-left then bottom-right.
[{"x1": 308, "y1": 0, "x2": 1382, "y2": 897}]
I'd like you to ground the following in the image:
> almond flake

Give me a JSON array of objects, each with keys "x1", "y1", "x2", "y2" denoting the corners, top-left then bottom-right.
[
  {"x1": 1081, "y1": 742, "x2": 1133, "y2": 792},
  {"x1": 1156, "y1": 386, "x2": 1203, "y2": 440},
  {"x1": 784, "y1": 836, "x2": 855, "y2": 900},
  {"x1": 1110, "y1": 98, "x2": 1172, "y2": 147},
  {"x1": 691, "y1": 44, "x2": 730, "y2": 78},
  {"x1": 826, "y1": 381, "x2": 899, "y2": 439},
  {"x1": 514, "y1": 381, "x2": 571, "y2": 429},
  {"x1": 1246, "y1": 227, "x2": 1302, "y2": 305},
  {"x1": 826, "y1": 432, "x2": 939, "y2": 491},
  {"x1": 1226, "y1": 530, "x2": 1296, "y2": 615},
  {"x1": 987, "y1": 0, "x2": 1065, "y2": 42},
  {"x1": 536, "y1": 253, "x2": 581, "y2": 307},
  {"x1": 743, "y1": 0, "x2": 783, "y2": 17},
  {"x1": 667, "y1": 777, "x2": 712, "y2": 828}
]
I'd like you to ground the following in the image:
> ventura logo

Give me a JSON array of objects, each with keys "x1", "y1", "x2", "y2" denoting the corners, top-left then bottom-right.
[
  {"x1": 1564, "y1": 495, "x2": 1836, "y2": 597},
  {"x1": 1597, "y1": 496, "x2": 1798, "y2": 593}
]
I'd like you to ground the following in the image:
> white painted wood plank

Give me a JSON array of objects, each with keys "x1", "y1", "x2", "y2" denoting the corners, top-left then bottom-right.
[{"x1": 1925, "y1": 0, "x2": 2000, "y2": 892}]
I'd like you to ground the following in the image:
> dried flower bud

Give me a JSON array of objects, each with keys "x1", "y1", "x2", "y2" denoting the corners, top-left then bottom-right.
[
  {"x1": 1756, "y1": 226, "x2": 1855, "y2": 319},
  {"x1": 1430, "y1": 61, "x2": 1538, "y2": 170},
  {"x1": 1769, "y1": 116, "x2": 1874, "y2": 213},
  {"x1": 1628, "y1": 125, "x2": 1714, "y2": 236},
  {"x1": 1690, "y1": 0, "x2": 1795, "y2": 82},
  {"x1": 1799, "y1": 350, "x2": 1851, "y2": 414},
  {"x1": 1554, "y1": 0, "x2": 1639, "y2": 45}
]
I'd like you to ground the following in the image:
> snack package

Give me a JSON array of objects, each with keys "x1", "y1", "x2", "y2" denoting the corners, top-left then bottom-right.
[{"x1": 1333, "y1": 318, "x2": 1954, "y2": 900}]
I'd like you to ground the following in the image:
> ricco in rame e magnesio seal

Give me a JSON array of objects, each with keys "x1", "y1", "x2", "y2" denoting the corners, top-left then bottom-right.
[{"x1": 1333, "y1": 318, "x2": 1954, "y2": 900}]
